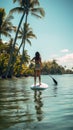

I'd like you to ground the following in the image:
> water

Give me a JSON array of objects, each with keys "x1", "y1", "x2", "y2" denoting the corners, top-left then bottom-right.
[{"x1": 0, "y1": 74, "x2": 73, "y2": 130}]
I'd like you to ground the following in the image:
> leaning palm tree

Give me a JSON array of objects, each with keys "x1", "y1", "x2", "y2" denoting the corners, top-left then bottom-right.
[
  {"x1": 6, "y1": 0, "x2": 45, "y2": 77},
  {"x1": 10, "y1": 0, "x2": 45, "y2": 49}
]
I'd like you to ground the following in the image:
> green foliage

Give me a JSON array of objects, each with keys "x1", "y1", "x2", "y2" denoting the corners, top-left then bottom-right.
[
  {"x1": 0, "y1": 8, "x2": 6, "y2": 26},
  {"x1": 0, "y1": 41, "x2": 30, "y2": 77},
  {"x1": 0, "y1": 41, "x2": 73, "y2": 77},
  {"x1": 41, "y1": 60, "x2": 72, "y2": 75},
  {"x1": 0, "y1": 9, "x2": 14, "y2": 40},
  {"x1": 0, "y1": 53, "x2": 9, "y2": 76}
]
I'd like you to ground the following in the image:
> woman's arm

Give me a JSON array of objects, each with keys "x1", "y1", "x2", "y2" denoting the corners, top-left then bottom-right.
[{"x1": 31, "y1": 57, "x2": 35, "y2": 62}]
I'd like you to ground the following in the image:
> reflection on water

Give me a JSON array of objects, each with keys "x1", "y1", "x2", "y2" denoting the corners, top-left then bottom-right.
[
  {"x1": 0, "y1": 79, "x2": 45, "y2": 130},
  {"x1": 34, "y1": 91, "x2": 43, "y2": 121},
  {"x1": 0, "y1": 79, "x2": 31, "y2": 129},
  {"x1": 53, "y1": 85, "x2": 58, "y2": 97},
  {"x1": 0, "y1": 75, "x2": 73, "y2": 130}
]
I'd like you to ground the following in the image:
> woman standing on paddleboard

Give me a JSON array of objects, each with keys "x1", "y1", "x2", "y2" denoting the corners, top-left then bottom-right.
[{"x1": 31, "y1": 52, "x2": 42, "y2": 86}]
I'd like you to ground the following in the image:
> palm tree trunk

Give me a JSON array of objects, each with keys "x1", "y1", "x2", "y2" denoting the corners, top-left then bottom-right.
[
  {"x1": 4, "y1": 11, "x2": 25, "y2": 78},
  {"x1": 0, "y1": 34, "x2": 1, "y2": 40},
  {"x1": 19, "y1": 13, "x2": 28, "y2": 74},
  {"x1": 10, "y1": 39, "x2": 24, "y2": 76},
  {"x1": 10, "y1": 13, "x2": 28, "y2": 77},
  {"x1": 0, "y1": 26, "x2": 1, "y2": 40},
  {"x1": 12, "y1": 11, "x2": 25, "y2": 50}
]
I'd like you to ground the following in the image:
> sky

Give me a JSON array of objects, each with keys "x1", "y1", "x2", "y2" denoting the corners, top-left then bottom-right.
[{"x1": 0, "y1": 0, "x2": 73, "y2": 69}]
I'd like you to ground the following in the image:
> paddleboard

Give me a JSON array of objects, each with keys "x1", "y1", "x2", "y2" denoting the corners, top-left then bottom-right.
[{"x1": 31, "y1": 83, "x2": 48, "y2": 90}]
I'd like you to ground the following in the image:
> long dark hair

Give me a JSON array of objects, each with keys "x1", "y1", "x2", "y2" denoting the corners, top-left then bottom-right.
[{"x1": 35, "y1": 52, "x2": 41, "y2": 60}]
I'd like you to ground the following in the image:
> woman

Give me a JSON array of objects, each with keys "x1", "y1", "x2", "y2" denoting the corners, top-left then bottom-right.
[{"x1": 31, "y1": 52, "x2": 42, "y2": 86}]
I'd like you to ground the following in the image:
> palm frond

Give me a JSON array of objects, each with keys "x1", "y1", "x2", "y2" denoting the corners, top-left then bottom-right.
[
  {"x1": 6, "y1": 14, "x2": 14, "y2": 21},
  {"x1": 12, "y1": 26, "x2": 17, "y2": 32},
  {"x1": 10, "y1": 7, "x2": 24, "y2": 14},
  {"x1": 2, "y1": 14, "x2": 13, "y2": 28},
  {"x1": 39, "y1": 8, "x2": 45, "y2": 17},
  {"x1": 2, "y1": 31, "x2": 11, "y2": 38},
  {"x1": 31, "y1": 8, "x2": 45, "y2": 17},
  {"x1": 26, "y1": 39, "x2": 32, "y2": 46},
  {"x1": 31, "y1": 12, "x2": 42, "y2": 18},
  {"x1": 30, "y1": 0, "x2": 40, "y2": 8},
  {"x1": 13, "y1": 0, "x2": 17, "y2": 3},
  {"x1": 4, "y1": 27, "x2": 12, "y2": 32},
  {"x1": 27, "y1": 32, "x2": 37, "y2": 39}
]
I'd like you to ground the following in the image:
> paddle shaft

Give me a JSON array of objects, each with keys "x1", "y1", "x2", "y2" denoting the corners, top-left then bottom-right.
[{"x1": 49, "y1": 75, "x2": 58, "y2": 85}]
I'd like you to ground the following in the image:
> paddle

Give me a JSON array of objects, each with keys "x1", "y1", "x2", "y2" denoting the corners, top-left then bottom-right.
[{"x1": 49, "y1": 75, "x2": 58, "y2": 85}]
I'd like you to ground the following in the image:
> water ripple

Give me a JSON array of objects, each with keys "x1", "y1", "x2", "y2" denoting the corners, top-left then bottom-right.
[{"x1": 0, "y1": 75, "x2": 73, "y2": 130}]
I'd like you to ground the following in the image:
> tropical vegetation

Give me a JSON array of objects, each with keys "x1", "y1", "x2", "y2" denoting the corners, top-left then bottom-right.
[
  {"x1": 0, "y1": 41, "x2": 73, "y2": 78},
  {"x1": 5, "y1": 0, "x2": 45, "y2": 78}
]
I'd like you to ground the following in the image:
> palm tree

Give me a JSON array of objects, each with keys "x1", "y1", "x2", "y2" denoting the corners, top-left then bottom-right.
[
  {"x1": 18, "y1": 23, "x2": 36, "y2": 73},
  {"x1": 6, "y1": 0, "x2": 45, "y2": 77},
  {"x1": 18, "y1": 23, "x2": 36, "y2": 53},
  {"x1": 10, "y1": 23, "x2": 36, "y2": 76},
  {"x1": 10, "y1": 0, "x2": 45, "y2": 48},
  {"x1": 0, "y1": 8, "x2": 14, "y2": 41}
]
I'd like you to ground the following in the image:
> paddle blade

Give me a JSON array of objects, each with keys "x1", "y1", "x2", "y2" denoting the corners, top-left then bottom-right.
[{"x1": 52, "y1": 78, "x2": 58, "y2": 85}]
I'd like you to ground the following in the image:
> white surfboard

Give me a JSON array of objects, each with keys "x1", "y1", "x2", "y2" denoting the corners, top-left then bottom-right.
[{"x1": 31, "y1": 83, "x2": 48, "y2": 90}]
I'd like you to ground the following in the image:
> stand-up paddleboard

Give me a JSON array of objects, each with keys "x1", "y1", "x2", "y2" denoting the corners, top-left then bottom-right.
[{"x1": 31, "y1": 83, "x2": 48, "y2": 90}]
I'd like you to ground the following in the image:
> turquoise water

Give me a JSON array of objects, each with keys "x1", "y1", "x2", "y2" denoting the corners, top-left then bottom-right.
[{"x1": 0, "y1": 74, "x2": 73, "y2": 130}]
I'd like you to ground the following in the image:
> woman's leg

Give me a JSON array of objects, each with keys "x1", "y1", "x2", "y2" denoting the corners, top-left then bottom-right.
[
  {"x1": 34, "y1": 70, "x2": 37, "y2": 85},
  {"x1": 39, "y1": 75, "x2": 41, "y2": 85},
  {"x1": 37, "y1": 70, "x2": 41, "y2": 85}
]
